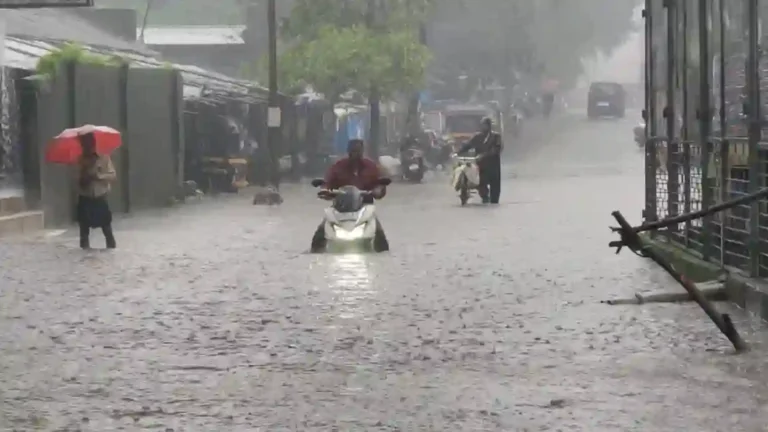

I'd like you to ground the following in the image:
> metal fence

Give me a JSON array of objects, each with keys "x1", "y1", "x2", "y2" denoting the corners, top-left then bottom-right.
[{"x1": 645, "y1": 0, "x2": 768, "y2": 277}]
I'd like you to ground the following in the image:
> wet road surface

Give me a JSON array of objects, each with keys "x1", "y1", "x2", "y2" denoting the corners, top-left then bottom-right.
[{"x1": 3, "y1": 114, "x2": 768, "y2": 431}]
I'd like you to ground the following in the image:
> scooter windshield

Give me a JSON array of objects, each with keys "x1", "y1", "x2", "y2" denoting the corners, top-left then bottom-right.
[{"x1": 332, "y1": 186, "x2": 364, "y2": 213}]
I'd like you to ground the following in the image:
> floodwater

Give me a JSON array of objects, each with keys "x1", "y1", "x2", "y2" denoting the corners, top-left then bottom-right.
[{"x1": 2, "y1": 113, "x2": 768, "y2": 431}]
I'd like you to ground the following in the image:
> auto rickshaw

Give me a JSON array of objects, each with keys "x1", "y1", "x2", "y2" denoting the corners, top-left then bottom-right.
[
  {"x1": 201, "y1": 157, "x2": 249, "y2": 194},
  {"x1": 442, "y1": 104, "x2": 502, "y2": 151}
]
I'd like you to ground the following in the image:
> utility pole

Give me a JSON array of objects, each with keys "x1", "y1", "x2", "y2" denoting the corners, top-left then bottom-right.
[
  {"x1": 266, "y1": 0, "x2": 281, "y2": 187},
  {"x1": 366, "y1": 0, "x2": 381, "y2": 159},
  {"x1": 406, "y1": 20, "x2": 427, "y2": 136}
]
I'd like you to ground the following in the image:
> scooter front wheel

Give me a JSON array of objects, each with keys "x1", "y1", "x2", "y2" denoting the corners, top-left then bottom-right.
[{"x1": 458, "y1": 176, "x2": 469, "y2": 206}]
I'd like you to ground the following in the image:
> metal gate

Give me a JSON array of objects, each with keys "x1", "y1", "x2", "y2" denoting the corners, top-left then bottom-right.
[{"x1": 645, "y1": 0, "x2": 768, "y2": 277}]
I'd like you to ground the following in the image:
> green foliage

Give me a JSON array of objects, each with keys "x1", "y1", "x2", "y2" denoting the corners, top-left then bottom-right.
[
  {"x1": 272, "y1": 0, "x2": 433, "y2": 100},
  {"x1": 35, "y1": 43, "x2": 118, "y2": 80},
  {"x1": 281, "y1": 0, "x2": 432, "y2": 42},
  {"x1": 274, "y1": 25, "x2": 430, "y2": 101}
]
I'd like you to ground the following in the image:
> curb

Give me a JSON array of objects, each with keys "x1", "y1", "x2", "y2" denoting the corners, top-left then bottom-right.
[{"x1": 643, "y1": 235, "x2": 768, "y2": 321}]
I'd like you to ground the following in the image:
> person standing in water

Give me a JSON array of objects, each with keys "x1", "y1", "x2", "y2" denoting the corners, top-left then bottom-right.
[
  {"x1": 76, "y1": 132, "x2": 117, "y2": 249},
  {"x1": 457, "y1": 117, "x2": 503, "y2": 204}
]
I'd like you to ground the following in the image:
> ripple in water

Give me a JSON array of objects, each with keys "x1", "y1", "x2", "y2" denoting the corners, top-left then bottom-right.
[{"x1": 328, "y1": 254, "x2": 375, "y2": 319}]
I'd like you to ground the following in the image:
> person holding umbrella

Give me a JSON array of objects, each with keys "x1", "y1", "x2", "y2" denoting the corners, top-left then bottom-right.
[
  {"x1": 46, "y1": 125, "x2": 122, "y2": 249},
  {"x1": 76, "y1": 132, "x2": 117, "y2": 249}
]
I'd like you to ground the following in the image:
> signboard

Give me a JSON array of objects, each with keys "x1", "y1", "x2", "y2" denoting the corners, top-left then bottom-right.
[
  {"x1": 267, "y1": 107, "x2": 281, "y2": 128},
  {"x1": 0, "y1": 0, "x2": 92, "y2": 8}
]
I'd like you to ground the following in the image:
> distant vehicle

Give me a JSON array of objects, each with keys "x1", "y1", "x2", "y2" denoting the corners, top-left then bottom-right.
[
  {"x1": 587, "y1": 82, "x2": 626, "y2": 119},
  {"x1": 442, "y1": 104, "x2": 501, "y2": 151}
]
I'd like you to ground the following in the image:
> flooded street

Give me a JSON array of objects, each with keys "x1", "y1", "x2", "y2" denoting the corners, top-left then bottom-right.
[{"x1": 3, "y1": 115, "x2": 768, "y2": 431}]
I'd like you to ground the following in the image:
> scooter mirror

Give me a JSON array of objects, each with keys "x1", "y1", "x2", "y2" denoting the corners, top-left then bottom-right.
[
  {"x1": 310, "y1": 178, "x2": 325, "y2": 187},
  {"x1": 378, "y1": 178, "x2": 392, "y2": 186}
]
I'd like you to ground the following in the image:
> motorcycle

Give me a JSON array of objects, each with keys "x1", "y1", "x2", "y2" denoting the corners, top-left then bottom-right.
[
  {"x1": 310, "y1": 178, "x2": 392, "y2": 253},
  {"x1": 450, "y1": 155, "x2": 481, "y2": 206},
  {"x1": 401, "y1": 148, "x2": 426, "y2": 183}
]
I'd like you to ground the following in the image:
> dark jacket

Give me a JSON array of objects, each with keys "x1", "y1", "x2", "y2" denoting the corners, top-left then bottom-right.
[{"x1": 458, "y1": 131, "x2": 503, "y2": 166}]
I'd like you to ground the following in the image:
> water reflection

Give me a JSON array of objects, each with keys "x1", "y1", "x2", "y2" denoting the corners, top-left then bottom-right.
[{"x1": 328, "y1": 254, "x2": 374, "y2": 319}]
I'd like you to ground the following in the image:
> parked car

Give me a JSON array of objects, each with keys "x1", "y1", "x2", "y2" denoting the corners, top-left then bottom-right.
[{"x1": 587, "y1": 82, "x2": 626, "y2": 119}]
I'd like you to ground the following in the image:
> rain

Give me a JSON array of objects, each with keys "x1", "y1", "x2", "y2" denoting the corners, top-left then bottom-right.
[{"x1": 1, "y1": 0, "x2": 768, "y2": 430}]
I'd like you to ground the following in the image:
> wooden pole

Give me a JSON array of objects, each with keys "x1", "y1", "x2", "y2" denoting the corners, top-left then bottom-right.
[
  {"x1": 602, "y1": 286, "x2": 727, "y2": 305},
  {"x1": 611, "y1": 210, "x2": 748, "y2": 352},
  {"x1": 266, "y1": 0, "x2": 281, "y2": 188}
]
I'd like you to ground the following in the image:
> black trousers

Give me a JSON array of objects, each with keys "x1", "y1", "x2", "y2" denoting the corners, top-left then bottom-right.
[
  {"x1": 80, "y1": 224, "x2": 116, "y2": 249},
  {"x1": 77, "y1": 195, "x2": 116, "y2": 249},
  {"x1": 478, "y1": 163, "x2": 501, "y2": 204}
]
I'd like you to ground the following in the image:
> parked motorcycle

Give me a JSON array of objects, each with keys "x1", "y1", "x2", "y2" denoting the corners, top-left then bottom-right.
[{"x1": 401, "y1": 148, "x2": 426, "y2": 183}]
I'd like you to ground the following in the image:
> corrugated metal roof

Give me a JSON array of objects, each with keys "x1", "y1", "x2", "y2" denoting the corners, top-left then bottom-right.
[
  {"x1": 0, "y1": 9, "x2": 271, "y2": 101},
  {"x1": 140, "y1": 26, "x2": 246, "y2": 46},
  {"x1": 5, "y1": 9, "x2": 154, "y2": 54},
  {"x1": 4, "y1": 36, "x2": 269, "y2": 101}
]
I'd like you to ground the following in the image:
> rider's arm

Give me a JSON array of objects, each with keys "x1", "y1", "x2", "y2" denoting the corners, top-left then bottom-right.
[
  {"x1": 324, "y1": 161, "x2": 341, "y2": 190},
  {"x1": 457, "y1": 135, "x2": 478, "y2": 155},
  {"x1": 368, "y1": 162, "x2": 387, "y2": 199},
  {"x1": 319, "y1": 162, "x2": 341, "y2": 200}
]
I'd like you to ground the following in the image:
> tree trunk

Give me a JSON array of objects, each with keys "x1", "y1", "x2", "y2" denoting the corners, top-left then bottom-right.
[
  {"x1": 369, "y1": 86, "x2": 381, "y2": 160},
  {"x1": 406, "y1": 21, "x2": 428, "y2": 136}
]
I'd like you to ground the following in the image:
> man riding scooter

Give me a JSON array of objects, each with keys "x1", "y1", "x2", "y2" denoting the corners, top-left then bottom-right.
[
  {"x1": 311, "y1": 138, "x2": 389, "y2": 252},
  {"x1": 456, "y1": 117, "x2": 503, "y2": 204}
]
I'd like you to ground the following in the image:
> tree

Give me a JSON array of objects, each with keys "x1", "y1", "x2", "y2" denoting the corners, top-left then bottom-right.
[
  {"x1": 276, "y1": 25, "x2": 431, "y2": 103},
  {"x1": 276, "y1": 0, "x2": 434, "y2": 156},
  {"x1": 281, "y1": 0, "x2": 433, "y2": 42}
]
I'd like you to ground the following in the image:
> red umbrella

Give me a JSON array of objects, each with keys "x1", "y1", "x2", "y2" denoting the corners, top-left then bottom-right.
[{"x1": 45, "y1": 124, "x2": 122, "y2": 165}]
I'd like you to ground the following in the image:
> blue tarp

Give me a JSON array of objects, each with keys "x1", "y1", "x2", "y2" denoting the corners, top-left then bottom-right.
[{"x1": 333, "y1": 109, "x2": 369, "y2": 155}]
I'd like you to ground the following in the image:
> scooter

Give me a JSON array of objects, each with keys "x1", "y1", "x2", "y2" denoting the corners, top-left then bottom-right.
[
  {"x1": 310, "y1": 178, "x2": 392, "y2": 253},
  {"x1": 450, "y1": 155, "x2": 481, "y2": 206},
  {"x1": 401, "y1": 148, "x2": 426, "y2": 183}
]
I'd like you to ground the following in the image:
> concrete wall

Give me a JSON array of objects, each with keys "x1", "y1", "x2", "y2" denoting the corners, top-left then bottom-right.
[
  {"x1": 33, "y1": 64, "x2": 183, "y2": 226},
  {"x1": 36, "y1": 69, "x2": 74, "y2": 227},
  {"x1": 125, "y1": 67, "x2": 181, "y2": 210},
  {"x1": 74, "y1": 64, "x2": 128, "y2": 213}
]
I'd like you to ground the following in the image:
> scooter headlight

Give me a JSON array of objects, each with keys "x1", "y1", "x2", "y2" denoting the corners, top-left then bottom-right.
[{"x1": 334, "y1": 223, "x2": 366, "y2": 240}]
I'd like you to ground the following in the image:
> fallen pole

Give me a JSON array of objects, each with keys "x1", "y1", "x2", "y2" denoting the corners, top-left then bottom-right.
[
  {"x1": 610, "y1": 210, "x2": 748, "y2": 352},
  {"x1": 602, "y1": 286, "x2": 727, "y2": 305}
]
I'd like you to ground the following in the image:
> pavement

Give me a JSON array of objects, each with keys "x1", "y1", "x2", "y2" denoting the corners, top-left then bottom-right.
[{"x1": 3, "y1": 113, "x2": 768, "y2": 431}]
